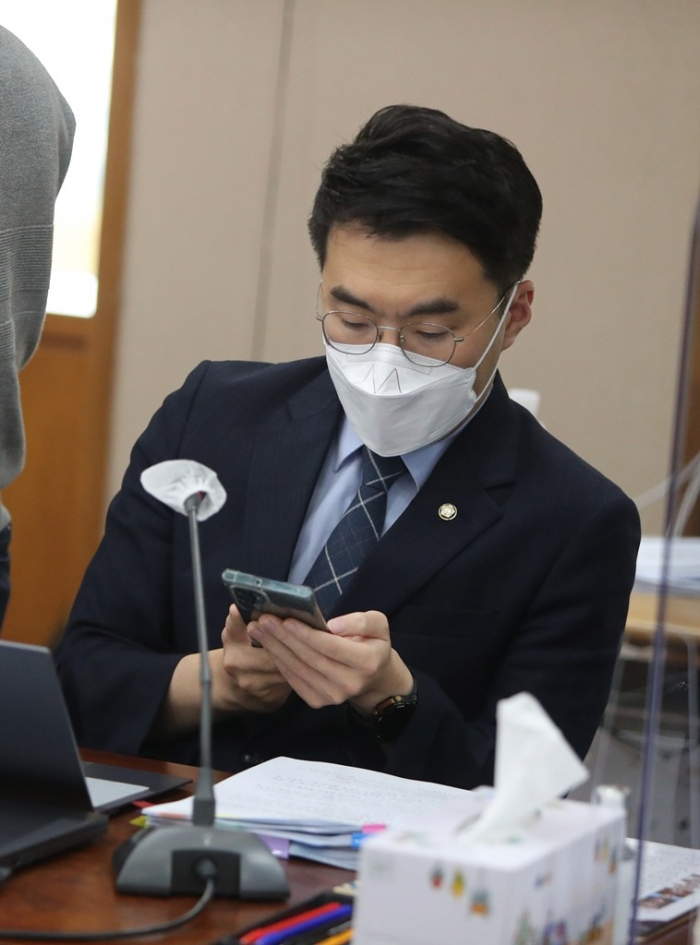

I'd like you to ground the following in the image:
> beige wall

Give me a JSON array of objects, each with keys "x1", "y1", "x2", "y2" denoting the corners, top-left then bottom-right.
[{"x1": 109, "y1": 0, "x2": 700, "y2": 533}]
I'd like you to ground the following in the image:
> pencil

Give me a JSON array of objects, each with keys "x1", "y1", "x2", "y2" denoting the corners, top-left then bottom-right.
[
  {"x1": 240, "y1": 902, "x2": 343, "y2": 944},
  {"x1": 313, "y1": 928, "x2": 352, "y2": 945},
  {"x1": 256, "y1": 906, "x2": 353, "y2": 945},
  {"x1": 285, "y1": 918, "x2": 352, "y2": 945}
]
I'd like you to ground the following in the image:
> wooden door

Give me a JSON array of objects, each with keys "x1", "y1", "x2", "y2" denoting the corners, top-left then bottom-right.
[{"x1": 2, "y1": 1, "x2": 141, "y2": 647}]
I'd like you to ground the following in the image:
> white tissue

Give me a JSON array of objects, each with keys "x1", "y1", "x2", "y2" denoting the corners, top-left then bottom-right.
[
  {"x1": 140, "y1": 460, "x2": 227, "y2": 521},
  {"x1": 458, "y1": 692, "x2": 588, "y2": 843}
]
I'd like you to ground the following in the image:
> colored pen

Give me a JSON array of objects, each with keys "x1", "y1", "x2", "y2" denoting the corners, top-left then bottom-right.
[
  {"x1": 350, "y1": 823, "x2": 386, "y2": 848},
  {"x1": 256, "y1": 905, "x2": 353, "y2": 945},
  {"x1": 239, "y1": 902, "x2": 343, "y2": 944},
  {"x1": 283, "y1": 918, "x2": 352, "y2": 945},
  {"x1": 361, "y1": 823, "x2": 385, "y2": 833},
  {"x1": 314, "y1": 927, "x2": 352, "y2": 945}
]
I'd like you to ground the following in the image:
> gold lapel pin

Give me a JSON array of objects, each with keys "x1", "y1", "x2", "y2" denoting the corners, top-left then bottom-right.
[{"x1": 438, "y1": 503, "x2": 457, "y2": 521}]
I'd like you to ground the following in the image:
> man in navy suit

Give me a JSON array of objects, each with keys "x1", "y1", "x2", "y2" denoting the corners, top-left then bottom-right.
[{"x1": 55, "y1": 105, "x2": 640, "y2": 789}]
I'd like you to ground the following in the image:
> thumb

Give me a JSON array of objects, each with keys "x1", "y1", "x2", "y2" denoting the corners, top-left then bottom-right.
[
  {"x1": 222, "y1": 604, "x2": 251, "y2": 644},
  {"x1": 327, "y1": 610, "x2": 388, "y2": 639}
]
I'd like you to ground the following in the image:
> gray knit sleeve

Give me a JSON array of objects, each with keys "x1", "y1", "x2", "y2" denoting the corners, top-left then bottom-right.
[{"x1": 0, "y1": 26, "x2": 75, "y2": 521}]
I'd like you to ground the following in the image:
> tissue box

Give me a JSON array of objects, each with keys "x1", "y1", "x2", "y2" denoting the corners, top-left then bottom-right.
[{"x1": 353, "y1": 796, "x2": 625, "y2": 945}]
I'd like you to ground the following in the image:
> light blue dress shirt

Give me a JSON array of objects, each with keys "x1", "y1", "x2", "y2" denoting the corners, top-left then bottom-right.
[{"x1": 288, "y1": 393, "x2": 489, "y2": 585}]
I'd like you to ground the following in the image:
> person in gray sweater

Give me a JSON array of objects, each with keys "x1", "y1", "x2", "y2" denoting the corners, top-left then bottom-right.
[{"x1": 0, "y1": 26, "x2": 75, "y2": 628}]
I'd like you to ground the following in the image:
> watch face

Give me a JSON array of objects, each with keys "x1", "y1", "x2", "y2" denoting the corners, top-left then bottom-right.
[{"x1": 371, "y1": 694, "x2": 418, "y2": 742}]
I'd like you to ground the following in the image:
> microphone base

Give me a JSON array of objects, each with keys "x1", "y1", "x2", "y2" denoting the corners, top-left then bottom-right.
[{"x1": 113, "y1": 825, "x2": 289, "y2": 899}]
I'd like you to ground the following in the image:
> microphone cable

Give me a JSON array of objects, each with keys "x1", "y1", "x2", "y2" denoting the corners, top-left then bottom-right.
[{"x1": 0, "y1": 862, "x2": 216, "y2": 941}]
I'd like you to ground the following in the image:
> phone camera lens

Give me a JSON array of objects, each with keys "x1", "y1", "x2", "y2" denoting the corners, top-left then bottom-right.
[{"x1": 236, "y1": 589, "x2": 258, "y2": 607}]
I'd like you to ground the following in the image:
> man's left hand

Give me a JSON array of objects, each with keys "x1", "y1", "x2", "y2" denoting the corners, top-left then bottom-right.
[{"x1": 246, "y1": 609, "x2": 413, "y2": 716}]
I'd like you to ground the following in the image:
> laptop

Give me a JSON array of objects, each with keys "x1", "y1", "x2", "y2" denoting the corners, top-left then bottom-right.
[{"x1": 0, "y1": 639, "x2": 191, "y2": 871}]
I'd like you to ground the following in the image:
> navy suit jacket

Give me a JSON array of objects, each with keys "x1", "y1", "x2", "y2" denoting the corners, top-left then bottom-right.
[{"x1": 55, "y1": 358, "x2": 641, "y2": 789}]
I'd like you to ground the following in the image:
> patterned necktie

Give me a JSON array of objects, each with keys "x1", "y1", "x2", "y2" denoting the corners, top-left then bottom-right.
[{"x1": 304, "y1": 447, "x2": 405, "y2": 616}]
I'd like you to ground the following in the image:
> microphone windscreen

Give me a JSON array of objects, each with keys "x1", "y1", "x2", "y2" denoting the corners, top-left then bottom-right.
[{"x1": 140, "y1": 460, "x2": 227, "y2": 520}]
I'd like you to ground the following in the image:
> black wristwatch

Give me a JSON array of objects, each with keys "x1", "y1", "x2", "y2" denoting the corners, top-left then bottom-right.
[{"x1": 370, "y1": 681, "x2": 418, "y2": 742}]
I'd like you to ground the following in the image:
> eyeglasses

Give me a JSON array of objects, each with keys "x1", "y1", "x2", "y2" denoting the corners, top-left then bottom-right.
[{"x1": 316, "y1": 285, "x2": 514, "y2": 366}]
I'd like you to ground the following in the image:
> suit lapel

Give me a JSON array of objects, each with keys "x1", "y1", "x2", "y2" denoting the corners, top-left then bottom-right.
[
  {"x1": 238, "y1": 371, "x2": 342, "y2": 580},
  {"x1": 235, "y1": 369, "x2": 521, "y2": 615},
  {"x1": 336, "y1": 376, "x2": 522, "y2": 618}
]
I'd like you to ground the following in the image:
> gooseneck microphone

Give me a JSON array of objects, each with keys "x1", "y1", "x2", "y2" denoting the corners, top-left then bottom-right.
[
  {"x1": 183, "y1": 487, "x2": 216, "y2": 828},
  {"x1": 113, "y1": 460, "x2": 289, "y2": 900}
]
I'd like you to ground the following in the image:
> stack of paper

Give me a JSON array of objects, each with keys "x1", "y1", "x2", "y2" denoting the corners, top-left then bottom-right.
[
  {"x1": 632, "y1": 839, "x2": 700, "y2": 925},
  {"x1": 635, "y1": 537, "x2": 700, "y2": 597},
  {"x1": 143, "y1": 756, "x2": 475, "y2": 869}
]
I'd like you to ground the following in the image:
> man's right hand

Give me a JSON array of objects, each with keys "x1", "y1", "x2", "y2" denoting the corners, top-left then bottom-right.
[
  {"x1": 217, "y1": 604, "x2": 292, "y2": 714},
  {"x1": 151, "y1": 605, "x2": 291, "y2": 740}
]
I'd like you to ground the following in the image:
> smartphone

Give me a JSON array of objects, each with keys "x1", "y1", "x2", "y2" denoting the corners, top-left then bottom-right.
[{"x1": 221, "y1": 569, "x2": 328, "y2": 636}]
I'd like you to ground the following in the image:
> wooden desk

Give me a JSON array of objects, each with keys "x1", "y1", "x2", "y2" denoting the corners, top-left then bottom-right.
[
  {"x1": 0, "y1": 751, "x2": 692, "y2": 945},
  {"x1": 641, "y1": 916, "x2": 696, "y2": 945},
  {"x1": 0, "y1": 747, "x2": 694, "y2": 943},
  {"x1": 626, "y1": 591, "x2": 700, "y2": 644},
  {"x1": 1, "y1": 750, "x2": 353, "y2": 944}
]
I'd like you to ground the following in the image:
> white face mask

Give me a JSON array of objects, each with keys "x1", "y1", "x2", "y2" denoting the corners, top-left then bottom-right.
[{"x1": 325, "y1": 285, "x2": 517, "y2": 456}]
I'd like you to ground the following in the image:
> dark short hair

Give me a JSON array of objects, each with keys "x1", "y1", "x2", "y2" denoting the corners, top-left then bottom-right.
[{"x1": 308, "y1": 104, "x2": 542, "y2": 291}]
